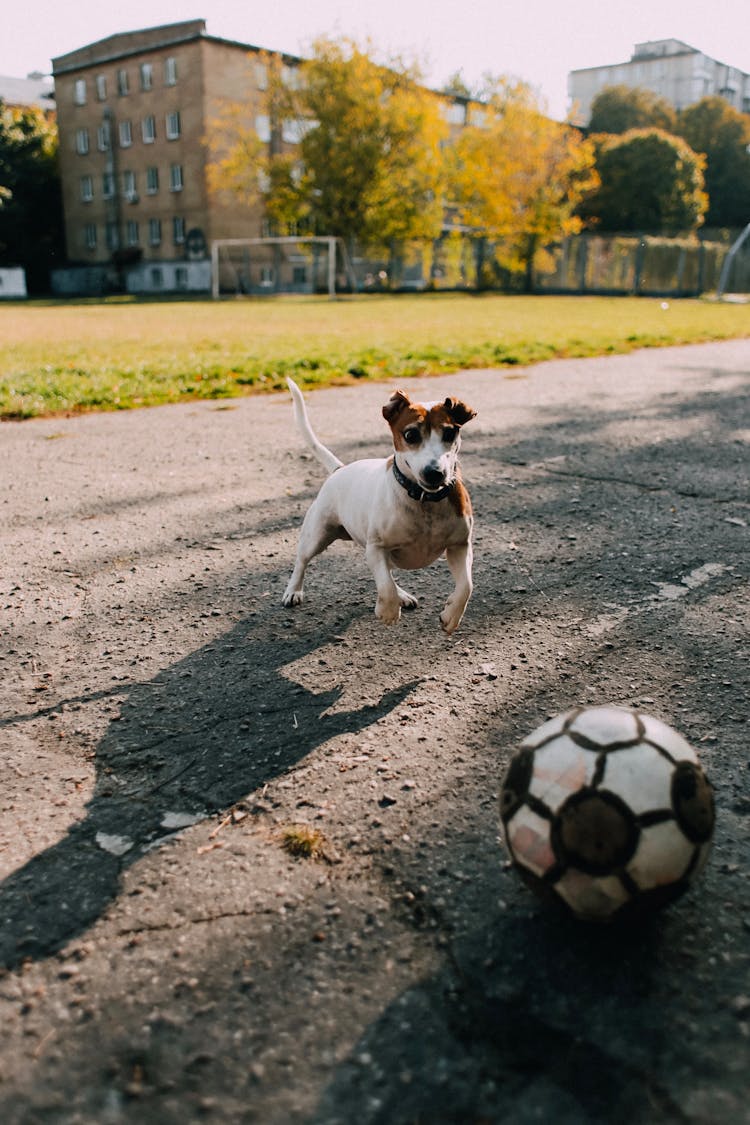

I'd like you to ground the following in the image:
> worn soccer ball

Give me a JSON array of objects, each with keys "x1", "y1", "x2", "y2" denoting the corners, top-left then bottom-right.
[{"x1": 500, "y1": 707, "x2": 715, "y2": 922}]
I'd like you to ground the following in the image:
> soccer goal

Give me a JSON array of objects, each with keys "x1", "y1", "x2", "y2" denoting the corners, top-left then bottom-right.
[{"x1": 211, "y1": 236, "x2": 354, "y2": 298}]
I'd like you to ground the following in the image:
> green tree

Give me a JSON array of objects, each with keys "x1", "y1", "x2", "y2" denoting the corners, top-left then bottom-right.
[
  {"x1": 587, "y1": 85, "x2": 676, "y2": 135},
  {"x1": 578, "y1": 128, "x2": 707, "y2": 233},
  {"x1": 676, "y1": 96, "x2": 750, "y2": 227},
  {"x1": 449, "y1": 79, "x2": 599, "y2": 289},
  {"x1": 207, "y1": 39, "x2": 448, "y2": 253},
  {"x1": 0, "y1": 102, "x2": 64, "y2": 292}
]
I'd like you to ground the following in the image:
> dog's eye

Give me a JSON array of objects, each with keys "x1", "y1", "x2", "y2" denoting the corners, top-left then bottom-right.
[
  {"x1": 442, "y1": 426, "x2": 458, "y2": 444},
  {"x1": 403, "y1": 428, "x2": 422, "y2": 446}
]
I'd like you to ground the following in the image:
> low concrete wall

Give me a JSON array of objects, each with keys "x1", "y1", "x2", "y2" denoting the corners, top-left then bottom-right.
[
  {"x1": 0, "y1": 268, "x2": 27, "y2": 298},
  {"x1": 125, "y1": 260, "x2": 211, "y2": 294}
]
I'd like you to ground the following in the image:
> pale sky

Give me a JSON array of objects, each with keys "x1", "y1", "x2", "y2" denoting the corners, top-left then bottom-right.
[{"x1": 5, "y1": 0, "x2": 750, "y2": 120}]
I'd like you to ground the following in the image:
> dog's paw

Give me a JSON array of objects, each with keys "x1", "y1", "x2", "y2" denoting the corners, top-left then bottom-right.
[
  {"x1": 396, "y1": 585, "x2": 419, "y2": 611},
  {"x1": 282, "y1": 589, "x2": 304, "y2": 607},
  {"x1": 375, "y1": 598, "x2": 401, "y2": 626},
  {"x1": 439, "y1": 603, "x2": 465, "y2": 634}
]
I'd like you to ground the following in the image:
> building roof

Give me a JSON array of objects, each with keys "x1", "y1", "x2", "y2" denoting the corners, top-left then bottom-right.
[
  {"x1": 51, "y1": 19, "x2": 300, "y2": 75},
  {"x1": 0, "y1": 73, "x2": 55, "y2": 110}
]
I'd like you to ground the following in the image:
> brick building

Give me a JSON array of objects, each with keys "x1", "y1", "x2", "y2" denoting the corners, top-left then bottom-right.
[
  {"x1": 569, "y1": 39, "x2": 750, "y2": 126},
  {"x1": 51, "y1": 20, "x2": 306, "y2": 293}
]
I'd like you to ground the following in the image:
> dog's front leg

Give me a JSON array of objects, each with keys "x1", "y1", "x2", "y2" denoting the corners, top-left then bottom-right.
[
  {"x1": 440, "y1": 542, "x2": 473, "y2": 634},
  {"x1": 365, "y1": 543, "x2": 401, "y2": 625}
]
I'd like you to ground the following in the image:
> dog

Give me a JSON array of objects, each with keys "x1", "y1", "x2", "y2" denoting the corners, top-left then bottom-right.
[{"x1": 282, "y1": 377, "x2": 476, "y2": 633}]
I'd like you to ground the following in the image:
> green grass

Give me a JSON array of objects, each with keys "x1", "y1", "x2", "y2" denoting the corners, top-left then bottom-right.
[{"x1": 1, "y1": 293, "x2": 749, "y2": 419}]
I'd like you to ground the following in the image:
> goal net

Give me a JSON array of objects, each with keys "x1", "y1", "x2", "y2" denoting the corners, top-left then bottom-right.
[{"x1": 211, "y1": 236, "x2": 353, "y2": 298}]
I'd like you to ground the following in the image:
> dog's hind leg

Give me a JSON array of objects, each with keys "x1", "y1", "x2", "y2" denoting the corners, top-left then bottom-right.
[{"x1": 282, "y1": 505, "x2": 342, "y2": 608}]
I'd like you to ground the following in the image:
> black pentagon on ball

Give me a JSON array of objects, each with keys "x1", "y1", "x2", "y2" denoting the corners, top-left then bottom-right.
[
  {"x1": 671, "y1": 761, "x2": 715, "y2": 843},
  {"x1": 499, "y1": 748, "x2": 534, "y2": 823},
  {"x1": 551, "y1": 787, "x2": 640, "y2": 876}
]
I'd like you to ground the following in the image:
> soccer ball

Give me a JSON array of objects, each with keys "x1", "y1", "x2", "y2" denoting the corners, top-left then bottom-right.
[{"x1": 500, "y1": 706, "x2": 715, "y2": 922}]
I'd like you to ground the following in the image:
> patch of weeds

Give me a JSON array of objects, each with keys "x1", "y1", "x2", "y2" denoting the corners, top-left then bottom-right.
[{"x1": 281, "y1": 823, "x2": 327, "y2": 860}]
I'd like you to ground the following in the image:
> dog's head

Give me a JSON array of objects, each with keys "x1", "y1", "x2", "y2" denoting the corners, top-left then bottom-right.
[{"x1": 382, "y1": 390, "x2": 476, "y2": 492}]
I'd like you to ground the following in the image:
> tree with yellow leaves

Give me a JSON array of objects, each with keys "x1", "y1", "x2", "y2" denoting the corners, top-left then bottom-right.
[
  {"x1": 448, "y1": 80, "x2": 599, "y2": 290},
  {"x1": 207, "y1": 39, "x2": 448, "y2": 256}
]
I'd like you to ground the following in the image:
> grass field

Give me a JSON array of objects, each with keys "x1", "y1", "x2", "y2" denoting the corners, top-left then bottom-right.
[{"x1": 2, "y1": 293, "x2": 749, "y2": 419}]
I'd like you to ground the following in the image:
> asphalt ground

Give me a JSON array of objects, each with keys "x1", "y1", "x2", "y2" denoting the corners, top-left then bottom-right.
[{"x1": 1, "y1": 339, "x2": 749, "y2": 1123}]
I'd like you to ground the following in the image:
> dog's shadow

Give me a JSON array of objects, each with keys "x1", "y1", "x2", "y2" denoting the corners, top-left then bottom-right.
[{"x1": 0, "y1": 604, "x2": 414, "y2": 969}]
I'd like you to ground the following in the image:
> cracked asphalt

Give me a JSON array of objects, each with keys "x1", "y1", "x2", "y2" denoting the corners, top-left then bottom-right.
[{"x1": 1, "y1": 338, "x2": 749, "y2": 1124}]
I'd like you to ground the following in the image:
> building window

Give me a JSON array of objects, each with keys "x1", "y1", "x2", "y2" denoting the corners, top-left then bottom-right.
[
  {"x1": 126, "y1": 220, "x2": 139, "y2": 246},
  {"x1": 74, "y1": 79, "x2": 87, "y2": 105},
  {"x1": 175, "y1": 266, "x2": 189, "y2": 290},
  {"x1": 142, "y1": 115, "x2": 156, "y2": 143},
  {"x1": 122, "y1": 170, "x2": 137, "y2": 201},
  {"x1": 75, "y1": 128, "x2": 89, "y2": 155},
  {"x1": 84, "y1": 223, "x2": 97, "y2": 250},
  {"x1": 102, "y1": 171, "x2": 114, "y2": 199},
  {"x1": 97, "y1": 122, "x2": 111, "y2": 151},
  {"x1": 281, "y1": 64, "x2": 300, "y2": 90},
  {"x1": 169, "y1": 163, "x2": 183, "y2": 192},
  {"x1": 119, "y1": 120, "x2": 132, "y2": 147},
  {"x1": 151, "y1": 267, "x2": 164, "y2": 288},
  {"x1": 165, "y1": 57, "x2": 178, "y2": 86},
  {"x1": 149, "y1": 217, "x2": 162, "y2": 246},
  {"x1": 166, "y1": 111, "x2": 181, "y2": 140},
  {"x1": 140, "y1": 62, "x2": 153, "y2": 91},
  {"x1": 255, "y1": 62, "x2": 268, "y2": 90},
  {"x1": 117, "y1": 69, "x2": 129, "y2": 96},
  {"x1": 255, "y1": 114, "x2": 271, "y2": 142},
  {"x1": 260, "y1": 265, "x2": 275, "y2": 287},
  {"x1": 441, "y1": 102, "x2": 466, "y2": 126},
  {"x1": 96, "y1": 74, "x2": 107, "y2": 101},
  {"x1": 146, "y1": 166, "x2": 159, "y2": 194},
  {"x1": 80, "y1": 175, "x2": 94, "y2": 202},
  {"x1": 106, "y1": 222, "x2": 120, "y2": 251},
  {"x1": 282, "y1": 118, "x2": 308, "y2": 144},
  {"x1": 173, "y1": 216, "x2": 186, "y2": 244}
]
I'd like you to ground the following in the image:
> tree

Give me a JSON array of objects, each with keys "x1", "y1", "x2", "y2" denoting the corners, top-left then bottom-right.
[
  {"x1": 0, "y1": 102, "x2": 64, "y2": 292},
  {"x1": 676, "y1": 96, "x2": 750, "y2": 227},
  {"x1": 207, "y1": 38, "x2": 448, "y2": 253},
  {"x1": 587, "y1": 85, "x2": 676, "y2": 135},
  {"x1": 448, "y1": 80, "x2": 599, "y2": 289},
  {"x1": 295, "y1": 38, "x2": 449, "y2": 249},
  {"x1": 578, "y1": 128, "x2": 707, "y2": 234}
]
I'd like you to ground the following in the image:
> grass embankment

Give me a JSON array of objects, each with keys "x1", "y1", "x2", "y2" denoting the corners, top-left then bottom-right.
[{"x1": 2, "y1": 293, "x2": 748, "y2": 419}]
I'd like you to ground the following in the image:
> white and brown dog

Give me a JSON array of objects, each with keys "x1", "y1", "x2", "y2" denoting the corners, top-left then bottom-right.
[{"x1": 282, "y1": 378, "x2": 476, "y2": 633}]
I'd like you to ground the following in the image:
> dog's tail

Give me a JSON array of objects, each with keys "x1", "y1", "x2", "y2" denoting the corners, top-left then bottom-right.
[{"x1": 287, "y1": 378, "x2": 343, "y2": 475}]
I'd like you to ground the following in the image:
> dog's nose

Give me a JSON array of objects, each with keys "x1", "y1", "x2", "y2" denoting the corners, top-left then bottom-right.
[{"x1": 423, "y1": 465, "x2": 446, "y2": 490}]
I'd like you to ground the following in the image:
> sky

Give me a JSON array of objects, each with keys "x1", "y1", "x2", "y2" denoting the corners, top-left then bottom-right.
[{"x1": 5, "y1": 0, "x2": 750, "y2": 120}]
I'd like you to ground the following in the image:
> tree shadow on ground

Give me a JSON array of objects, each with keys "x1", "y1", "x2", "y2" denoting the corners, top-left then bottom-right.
[{"x1": 0, "y1": 596, "x2": 415, "y2": 970}]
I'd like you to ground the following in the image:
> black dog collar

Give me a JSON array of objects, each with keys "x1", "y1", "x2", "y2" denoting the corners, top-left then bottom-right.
[{"x1": 392, "y1": 459, "x2": 452, "y2": 503}]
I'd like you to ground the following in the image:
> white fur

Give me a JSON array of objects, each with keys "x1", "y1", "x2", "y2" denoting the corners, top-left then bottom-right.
[{"x1": 282, "y1": 378, "x2": 474, "y2": 633}]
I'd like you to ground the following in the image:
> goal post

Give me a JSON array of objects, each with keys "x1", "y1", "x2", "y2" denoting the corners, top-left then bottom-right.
[{"x1": 211, "y1": 236, "x2": 344, "y2": 299}]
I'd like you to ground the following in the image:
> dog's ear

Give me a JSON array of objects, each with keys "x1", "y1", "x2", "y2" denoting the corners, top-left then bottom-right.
[
  {"x1": 444, "y1": 397, "x2": 476, "y2": 426},
  {"x1": 382, "y1": 390, "x2": 412, "y2": 423}
]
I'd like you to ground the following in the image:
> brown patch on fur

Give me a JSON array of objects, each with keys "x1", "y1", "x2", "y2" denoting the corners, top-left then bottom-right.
[
  {"x1": 441, "y1": 397, "x2": 477, "y2": 427},
  {"x1": 382, "y1": 390, "x2": 416, "y2": 424},
  {"x1": 383, "y1": 394, "x2": 475, "y2": 443},
  {"x1": 384, "y1": 397, "x2": 428, "y2": 451},
  {"x1": 449, "y1": 472, "x2": 473, "y2": 518}
]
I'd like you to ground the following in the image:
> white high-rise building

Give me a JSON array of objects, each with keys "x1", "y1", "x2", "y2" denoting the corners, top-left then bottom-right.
[{"x1": 569, "y1": 40, "x2": 750, "y2": 125}]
